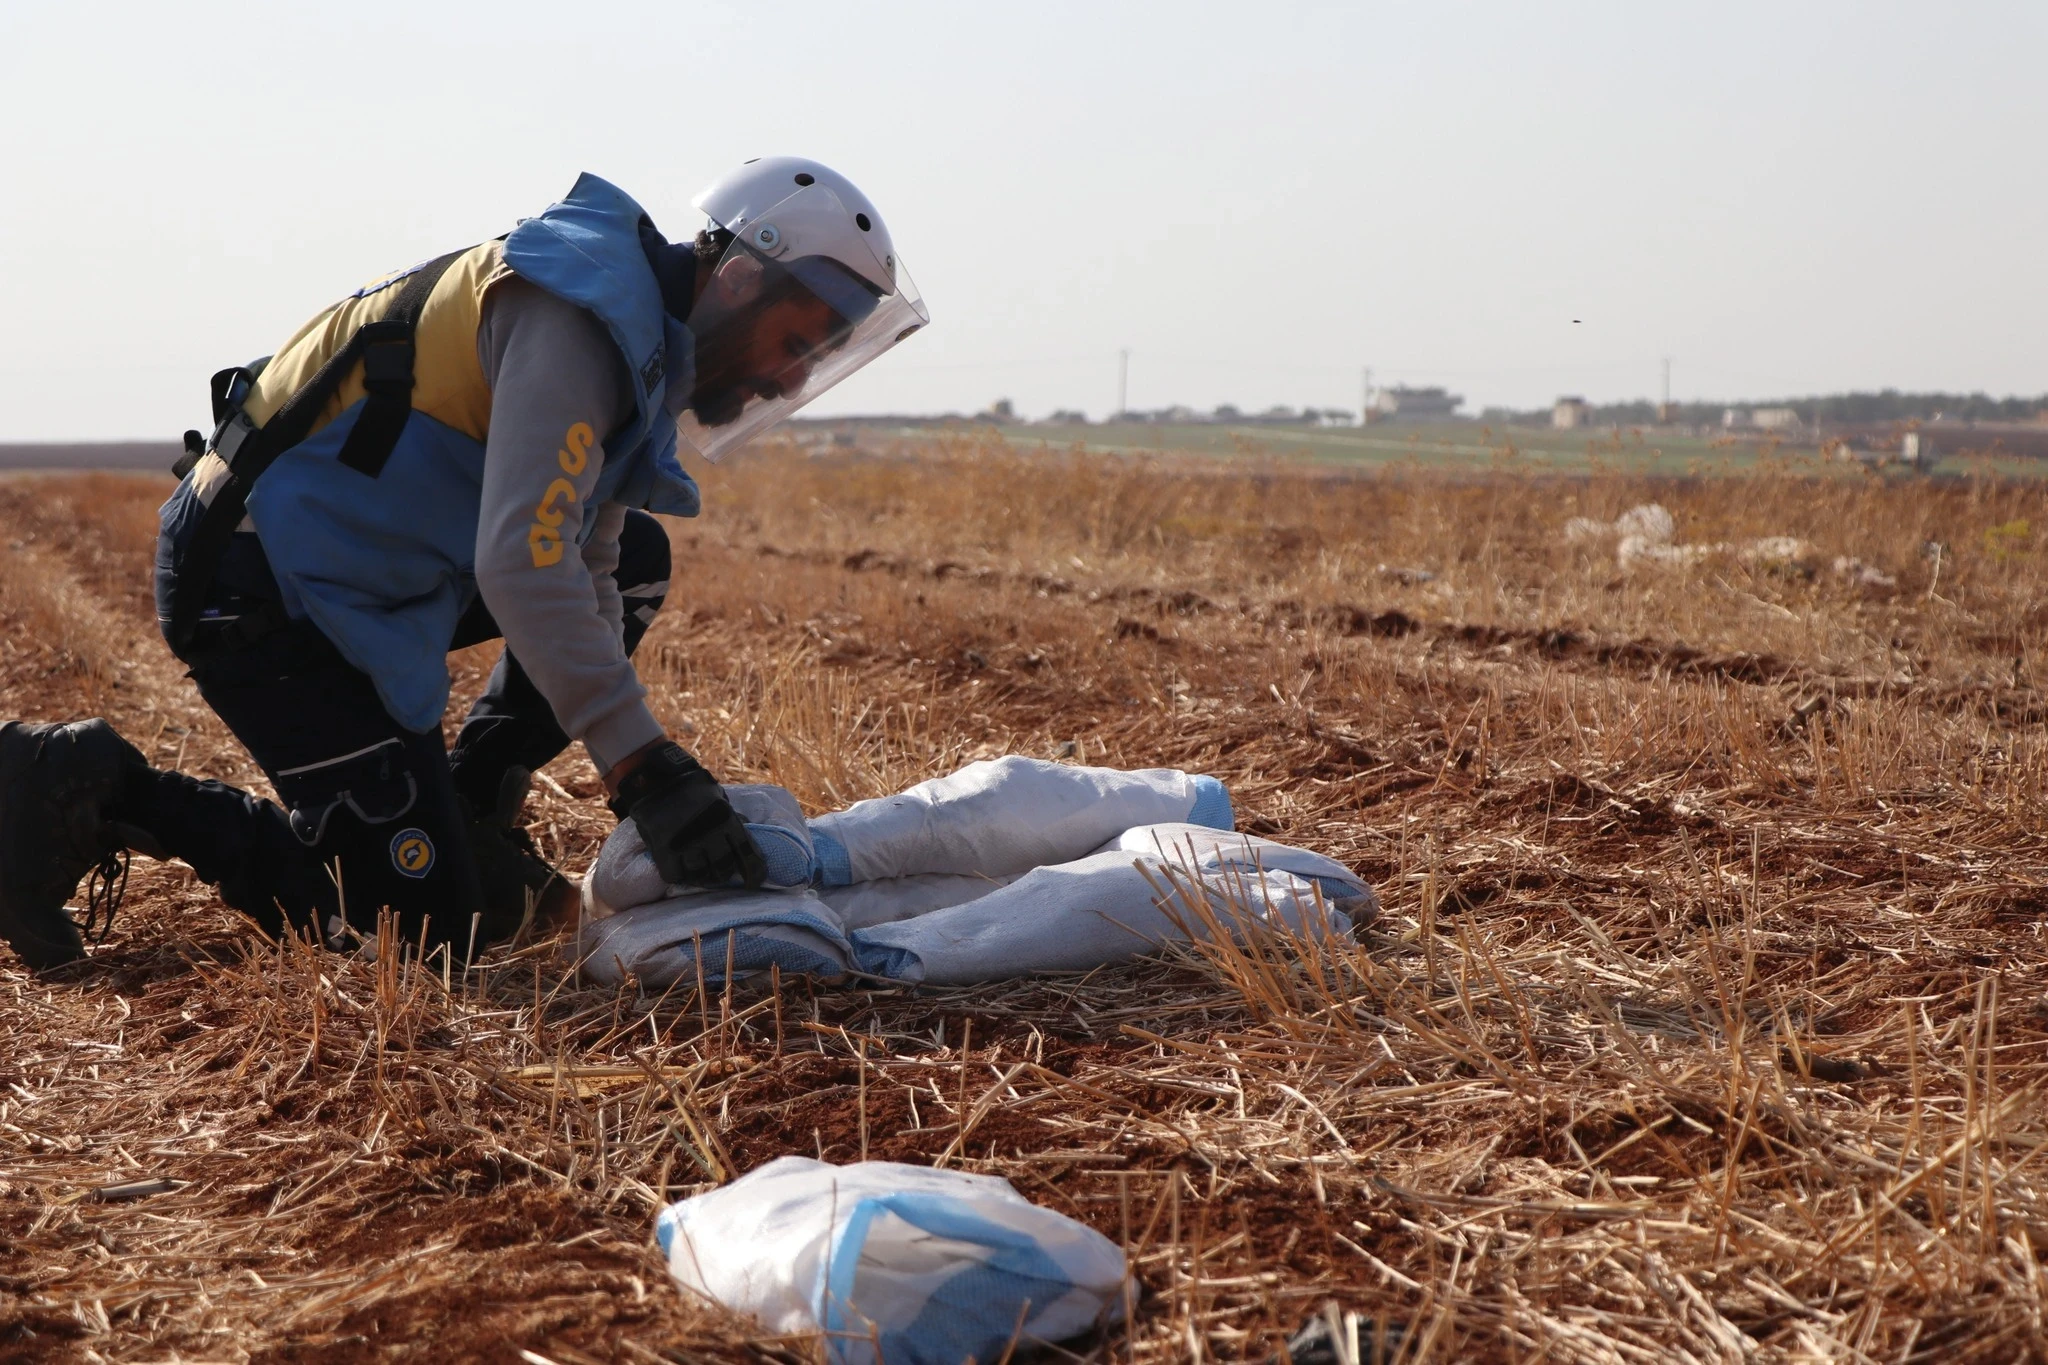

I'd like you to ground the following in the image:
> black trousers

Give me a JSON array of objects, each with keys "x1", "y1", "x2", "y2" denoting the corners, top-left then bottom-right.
[{"x1": 117, "y1": 511, "x2": 671, "y2": 955}]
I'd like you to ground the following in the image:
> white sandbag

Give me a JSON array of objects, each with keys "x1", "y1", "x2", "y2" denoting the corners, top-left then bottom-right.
[
  {"x1": 808, "y1": 756, "x2": 1231, "y2": 885},
  {"x1": 819, "y1": 873, "x2": 1016, "y2": 931},
  {"x1": 586, "y1": 783, "x2": 816, "y2": 919},
  {"x1": 1102, "y1": 822, "x2": 1370, "y2": 900},
  {"x1": 580, "y1": 888, "x2": 853, "y2": 987},
  {"x1": 584, "y1": 819, "x2": 664, "y2": 921},
  {"x1": 582, "y1": 838, "x2": 1365, "y2": 989},
  {"x1": 585, "y1": 760, "x2": 1232, "y2": 917},
  {"x1": 847, "y1": 828, "x2": 1367, "y2": 986},
  {"x1": 656, "y1": 1157, "x2": 1126, "y2": 1365}
]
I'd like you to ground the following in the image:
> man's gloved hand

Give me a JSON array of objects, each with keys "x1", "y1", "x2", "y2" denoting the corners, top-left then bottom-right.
[{"x1": 606, "y1": 741, "x2": 767, "y2": 890}]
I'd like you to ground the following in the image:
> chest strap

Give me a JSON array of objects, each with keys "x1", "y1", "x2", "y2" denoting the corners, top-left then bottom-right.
[{"x1": 167, "y1": 250, "x2": 465, "y2": 649}]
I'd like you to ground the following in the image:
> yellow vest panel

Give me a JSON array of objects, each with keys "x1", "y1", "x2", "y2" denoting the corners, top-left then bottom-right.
[{"x1": 242, "y1": 241, "x2": 514, "y2": 444}]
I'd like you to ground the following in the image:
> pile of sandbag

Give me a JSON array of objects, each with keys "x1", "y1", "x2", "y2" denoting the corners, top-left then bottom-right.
[{"x1": 579, "y1": 756, "x2": 1374, "y2": 989}]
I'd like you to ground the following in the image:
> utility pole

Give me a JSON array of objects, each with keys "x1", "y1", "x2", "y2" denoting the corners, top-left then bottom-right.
[
  {"x1": 1117, "y1": 349, "x2": 1130, "y2": 420},
  {"x1": 1660, "y1": 356, "x2": 1672, "y2": 423},
  {"x1": 1361, "y1": 366, "x2": 1373, "y2": 425}
]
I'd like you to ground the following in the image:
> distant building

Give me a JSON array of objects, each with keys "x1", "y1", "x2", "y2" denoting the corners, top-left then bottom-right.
[
  {"x1": 1552, "y1": 397, "x2": 1593, "y2": 430},
  {"x1": 1825, "y1": 435, "x2": 1932, "y2": 470},
  {"x1": 1724, "y1": 406, "x2": 1802, "y2": 432},
  {"x1": 1369, "y1": 386, "x2": 1463, "y2": 422}
]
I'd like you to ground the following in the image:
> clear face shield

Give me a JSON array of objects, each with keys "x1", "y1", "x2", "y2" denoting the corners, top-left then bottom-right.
[{"x1": 675, "y1": 183, "x2": 928, "y2": 463}]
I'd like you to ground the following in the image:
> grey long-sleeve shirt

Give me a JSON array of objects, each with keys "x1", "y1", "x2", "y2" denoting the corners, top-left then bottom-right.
[{"x1": 472, "y1": 279, "x2": 666, "y2": 772}]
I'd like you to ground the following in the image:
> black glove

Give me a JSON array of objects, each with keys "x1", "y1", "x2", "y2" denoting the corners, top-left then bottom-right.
[{"x1": 608, "y1": 742, "x2": 767, "y2": 890}]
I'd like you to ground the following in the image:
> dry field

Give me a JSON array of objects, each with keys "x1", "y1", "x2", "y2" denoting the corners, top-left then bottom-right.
[{"x1": 7, "y1": 442, "x2": 2048, "y2": 1362}]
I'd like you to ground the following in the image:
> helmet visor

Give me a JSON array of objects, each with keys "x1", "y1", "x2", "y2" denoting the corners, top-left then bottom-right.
[{"x1": 676, "y1": 191, "x2": 928, "y2": 463}]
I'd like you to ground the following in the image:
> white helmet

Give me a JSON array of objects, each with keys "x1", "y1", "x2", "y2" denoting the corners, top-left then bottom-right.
[{"x1": 676, "y1": 157, "x2": 929, "y2": 463}]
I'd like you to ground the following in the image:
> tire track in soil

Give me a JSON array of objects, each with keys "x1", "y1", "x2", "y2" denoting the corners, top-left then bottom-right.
[{"x1": 753, "y1": 538, "x2": 2043, "y2": 721}]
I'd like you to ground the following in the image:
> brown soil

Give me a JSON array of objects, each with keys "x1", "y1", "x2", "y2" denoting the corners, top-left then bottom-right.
[{"x1": 6, "y1": 445, "x2": 2048, "y2": 1360}]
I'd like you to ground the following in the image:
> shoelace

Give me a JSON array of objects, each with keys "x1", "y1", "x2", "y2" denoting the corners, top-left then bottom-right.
[{"x1": 77, "y1": 848, "x2": 129, "y2": 946}]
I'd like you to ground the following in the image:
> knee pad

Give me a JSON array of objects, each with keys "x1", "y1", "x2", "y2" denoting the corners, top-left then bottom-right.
[
  {"x1": 273, "y1": 736, "x2": 454, "y2": 894},
  {"x1": 272, "y1": 734, "x2": 478, "y2": 949},
  {"x1": 275, "y1": 737, "x2": 421, "y2": 849}
]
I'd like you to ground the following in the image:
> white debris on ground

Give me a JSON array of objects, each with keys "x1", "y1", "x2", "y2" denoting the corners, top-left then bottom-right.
[
  {"x1": 1833, "y1": 556, "x2": 1899, "y2": 592},
  {"x1": 1565, "y1": 503, "x2": 1674, "y2": 547},
  {"x1": 1563, "y1": 502, "x2": 1900, "y2": 591},
  {"x1": 1569, "y1": 502, "x2": 1729, "y2": 568},
  {"x1": 1619, "y1": 535, "x2": 1716, "y2": 568},
  {"x1": 1567, "y1": 503, "x2": 1705, "y2": 567},
  {"x1": 1742, "y1": 536, "x2": 1812, "y2": 568}
]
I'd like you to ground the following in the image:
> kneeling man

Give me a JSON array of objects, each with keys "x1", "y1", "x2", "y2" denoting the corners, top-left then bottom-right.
[{"x1": 0, "y1": 159, "x2": 927, "y2": 969}]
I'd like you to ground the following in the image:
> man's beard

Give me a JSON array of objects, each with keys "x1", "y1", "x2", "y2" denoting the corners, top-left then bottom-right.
[
  {"x1": 692, "y1": 365, "x2": 793, "y2": 428},
  {"x1": 689, "y1": 372, "x2": 752, "y2": 428},
  {"x1": 688, "y1": 325, "x2": 750, "y2": 425},
  {"x1": 687, "y1": 316, "x2": 780, "y2": 427}
]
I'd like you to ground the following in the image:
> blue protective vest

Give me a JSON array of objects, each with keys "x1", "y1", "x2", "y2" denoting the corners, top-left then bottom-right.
[{"x1": 157, "y1": 174, "x2": 700, "y2": 731}]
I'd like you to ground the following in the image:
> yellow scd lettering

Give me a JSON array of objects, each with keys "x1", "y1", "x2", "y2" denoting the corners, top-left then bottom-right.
[
  {"x1": 528, "y1": 478, "x2": 580, "y2": 565},
  {"x1": 534, "y1": 478, "x2": 576, "y2": 528},
  {"x1": 558, "y1": 421, "x2": 594, "y2": 476},
  {"x1": 526, "y1": 424, "x2": 592, "y2": 568},
  {"x1": 527, "y1": 477, "x2": 581, "y2": 567}
]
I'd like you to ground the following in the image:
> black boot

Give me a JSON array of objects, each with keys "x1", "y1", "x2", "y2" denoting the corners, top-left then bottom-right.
[
  {"x1": 459, "y1": 767, "x2": 565, "y2": 949},
  {"x1": 107, "y1": 765, "x2": 333, "y2": 945},
  {"x1": 0, "y1": 719, "x2": 147, "y2": 969}
]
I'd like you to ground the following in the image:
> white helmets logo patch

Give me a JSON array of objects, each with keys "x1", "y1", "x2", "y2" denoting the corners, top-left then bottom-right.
[{"x1": 390, "y1": 828, "x2": 435, "y2": 879}]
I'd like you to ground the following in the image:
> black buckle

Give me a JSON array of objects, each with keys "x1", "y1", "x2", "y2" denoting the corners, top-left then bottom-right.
[
  {"x1": 213, "y1": 411, "x2": 258, "y2": 468},
  {"x1": 360, "y1": 338, "x2": 416, "y2": 394}
]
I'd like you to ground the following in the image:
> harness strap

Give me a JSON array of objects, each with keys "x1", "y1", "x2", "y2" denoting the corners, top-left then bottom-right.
[
  {"x1": 167, "y1": 250, "x2": 465, "y2": 648},
  {"x1": 335, "y1": 317, "x2": 424, "y2": 477}
]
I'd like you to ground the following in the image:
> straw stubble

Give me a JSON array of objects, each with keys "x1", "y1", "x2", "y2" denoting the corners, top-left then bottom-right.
[{"x1": 6, "y1": 442, "x2": 2048, "y2": 1359}]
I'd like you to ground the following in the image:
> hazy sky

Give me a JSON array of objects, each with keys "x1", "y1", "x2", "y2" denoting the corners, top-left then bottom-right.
[{"x1": 3, "y1": 1, "x2": 2042, "y2": 438}]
